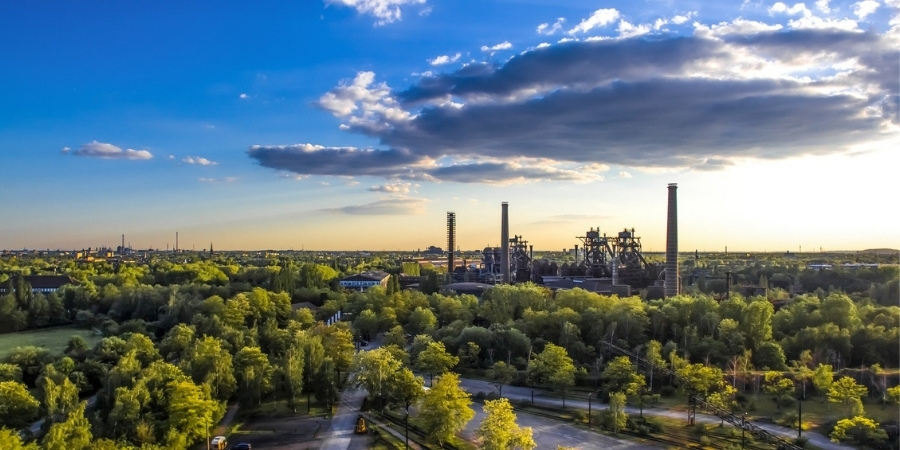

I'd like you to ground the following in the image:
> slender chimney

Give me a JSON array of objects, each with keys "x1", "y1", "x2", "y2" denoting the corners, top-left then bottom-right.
[
  {"x1": 447, "y1": 212, "x2": 456, "y2": 275},
  {"x1": 665, "y1": 183, "x2": 679, "y2": 297},
  {"x1": 501, "y1": 202, "x2": 510, "y2": 284}
]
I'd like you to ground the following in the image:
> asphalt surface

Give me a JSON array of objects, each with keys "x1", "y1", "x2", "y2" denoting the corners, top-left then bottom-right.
[{"x1": 458, "y1": 378, "x2": 855, "y2": 450}]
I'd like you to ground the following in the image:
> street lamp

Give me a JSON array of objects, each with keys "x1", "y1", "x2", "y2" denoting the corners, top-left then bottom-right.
[
  {"x1": 741, "y1": 412, "x2": 747, "y2": 449},
  {"x1": 588, "y1": 392, "x2": 593, "y2": 429}
]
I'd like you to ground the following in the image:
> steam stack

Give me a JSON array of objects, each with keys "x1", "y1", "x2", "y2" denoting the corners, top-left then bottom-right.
[
  {"x1": 501, "y1": 202, "x2": 510, "y2": 284},
  {"x1": 665, "y1": 183, "x2": 680, "y2": 297},
  {"x1": 447, "y1": 212, "x2": 456, "y2": 273}
]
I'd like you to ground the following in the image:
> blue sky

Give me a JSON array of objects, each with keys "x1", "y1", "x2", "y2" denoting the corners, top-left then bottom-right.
[{"x1": 1, "y1": 0, "x2": 897, "y2": 252}]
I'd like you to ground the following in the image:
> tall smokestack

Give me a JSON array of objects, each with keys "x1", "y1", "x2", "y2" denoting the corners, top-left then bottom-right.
[
  {"x1": 447, "y1": 212, "x2": 456, "y2": 275},
  {"x1": 665, "y1": 183, "x2": 679, "y2": 297},
  {"x1": 501, "y1": 202, "x2": 510, "y2": 284}
]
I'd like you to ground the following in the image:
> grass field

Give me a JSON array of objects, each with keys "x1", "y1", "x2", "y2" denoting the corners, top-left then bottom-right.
[{"x1": 0, "y1": 326, "x2": 101, "y2": 359}]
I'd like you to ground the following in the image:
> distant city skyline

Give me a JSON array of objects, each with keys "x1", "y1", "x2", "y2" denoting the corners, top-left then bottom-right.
[{"x1": 1, "y1": 0, "x2": 897, "y2": 252}]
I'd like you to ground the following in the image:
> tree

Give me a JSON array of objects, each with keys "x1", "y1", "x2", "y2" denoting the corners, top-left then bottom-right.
[
  {"x1": 475, "y1": 398, "x2": 536, "y2": 450},
  {"x1": 644, "y1": 340, "x2": 666, "y2": 389},
  {"x1": 0, "y1": 363, "x2": 22, "y2": 382},
  {"x1": 0, "y1": 380, "x2": 40, "y2": 428},
  {"x1": 165, "y1": 380, "x2": 223, "y2": 447},
  {"x1": 528, "y1": 343, "x2": 576, "y2": 407},
  {"x1": 0, "y1": 427, "x2": 39, "y2": 449},
  {"x1": 181, "y1": 336, "x2": 236, "y2": 401},
  {"x1": 740, "y1": 299, "x2": 773, "y2": 350},
  {"x1": 706, "y1": 384, "x2": 738, "y2": 425},
  {"x1": 675, "y1": 363, "x2": 724, "y2": 397},
  {"x1": 486, "y1": 361, "x2": 517, "y2": 397},
  {"x1": 830, "y1": 416, "x2": 888, "y2": 448},
  {"x1": 603, "y1": 391, "x2": 628, "y2": 433},
  {"x1": 600, "y1": 356, "x2": 646, "y2": 396},
  {"x1": 42, "y1": 401, "x2": 92, "y2": 450},
  {"x1": 888, "y1": 385, "x2": 900, "y2": 405},
  {"x1": 416, "y1": 341, "x2": 459, "y2": 386},
  {"x1": 354, "y1": 309, "x2": 379, "y2": 341},
  {"x1": 763, "y1": 371, "x2": 795, "y2": 409},
  {"x1": 828, "y1": 376, "x2": 868, "y2": 418},
  {"x1": 789, "y1": 350, "x2": 814, "y2": 399},
  {"x1": 417, "y1": 372, "x2": 474, "y2": 448},
  {"x1": 234, "y1": 346, "x2": 272, "y2": 405},
  {"x1": 407, "y1": 306, "x2": 438, "y2": 335},
  {"x1": 352, "y1": 348, "x2": 402, "y2": 410},
  {"x1": 812, "y1": 363, "x2": 834, "y2": 403}
]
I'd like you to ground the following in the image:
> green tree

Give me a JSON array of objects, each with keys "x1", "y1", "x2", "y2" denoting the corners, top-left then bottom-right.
[
  {"x1": 0, "y1": 380, "x2": 40, "y2": 428},
  {"x1": 886, "y1": 385, "x2": 900, "y2": 405},
  {"x1": 0, "y1": 427, "x2": 39, "y2": 449},
  {"x1": 475, "y1": 398, "x2": 536, "y2": 450},
  {"x1": 789, "y1": 350, "x2": 814, "y2": 399},
  {"x1": 675, "y1": 363, "x2": 724, "y2": 397},
  {"x1": 234, "y1": 346, "x2": 273, "y2": 405},
  {"x1": 486, "y1": 361, "x2": 517, "y2": 397},
  {"x1": 528, "y1": 343, "x2": 576, "y2": 407},
  {"x1": 386, "y1": 367, "x2": 424, "y2": 411},
  {"x1": 644, "y1": 340, "x2": 666, "y2": 389},
  {"x1": 181, "y1": 336, "x2": 236, "y2": 401},
  {"x1": 706, "y1": 384, "x2": 738, "y2": 425},
  {"x1": 812, "y1": 363, "x2": 834, "y2": 403},
  {"x1": 416, "y1": 341, "x2": 459, "y2": 386},
  {"x1": 828, "y1": 376, "x2": 868, "y2": 418},
  {"x1": 165, "y1": 380, "x2": 223, "y2": 447},
  {"x1": 42, "y1": 401, "x2": 92, "y2": 450},
  {"x1": 353, "y1": 348, "x2": 402, "y2": 410},
  {"x1": 830, "y1": 416, "x2": 888, "y2": 448},
  {"x1": 417, "y1": 372, "x2": 475, "y2": 448},
  {"x1": 763, "y1": 371, "x2": 796, "y2": 409},
  {"x1": 407, "y1": 306, "x2": 438, "y2": 335},
  {"x1": 741, "y1": 299, "x2": 773, "y2": 350},
  {"x1": 600, "y1": 356, "x2": 646, "y2": 396},
  {"x1": 603, "y1": 391, "x2": 628, "y2": 433},
  {"x1": 354, "y1": 309, "x2": 379, "y2": 341}
]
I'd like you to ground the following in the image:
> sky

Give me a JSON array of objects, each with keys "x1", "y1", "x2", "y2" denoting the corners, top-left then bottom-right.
[{"x1": 0, "y1": 0, "x2": 897, "y2": 253}]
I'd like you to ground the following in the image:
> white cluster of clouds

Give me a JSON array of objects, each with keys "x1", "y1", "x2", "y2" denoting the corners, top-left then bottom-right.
[
  {"x1": 429, "y1": 52, "x2": 461, "y2": 66},
  {"x1": 325, "y1": 0, "x2": 426, "y2": 25},
  {"x1": 480, "y1": 41, "x2": 512, "y2": 52},
  {"x1": 64, "y1": 141, "x2": 153, "y2": 160},
  {"x1": 183, "y1": 156, "x2": 218, "y2": 166}
]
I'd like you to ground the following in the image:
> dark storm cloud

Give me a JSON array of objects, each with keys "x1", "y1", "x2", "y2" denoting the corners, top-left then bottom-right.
[
  {"x1": 250, "y1": 26, "x2": 897, "y2": 182},
  {"x1": 398, "y1": 37, "x2": 722, "y2": 104},
  {"x1": 385, "y1": 78, "x2": 883, "y2": 167}
]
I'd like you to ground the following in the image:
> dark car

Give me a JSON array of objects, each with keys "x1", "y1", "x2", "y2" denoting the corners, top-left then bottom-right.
[{"x1": 232, "y1": 444, "x2": 252, "y2": 450}]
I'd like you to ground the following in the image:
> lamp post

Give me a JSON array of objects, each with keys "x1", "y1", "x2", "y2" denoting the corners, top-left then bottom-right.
[
  {"x1": 588, "y1": 392, "x2": 593, "y2": 429},
  {"x1": 741, "y1": 412, "x2": 746, "y2": 449},
  {"x1": 797, "y1": 396, "x2": 802, "y2": 440},
  {"x1": 405, "y1": 405, "x2": 410, "y2": 450}
]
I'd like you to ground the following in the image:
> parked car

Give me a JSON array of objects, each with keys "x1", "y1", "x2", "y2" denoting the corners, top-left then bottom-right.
[
  {"x1": 210, "y1": 436, "x2": 227, "y2": 450},
  {"x1": 232, "y1": 443, "x2": 252, "y2": 450}
]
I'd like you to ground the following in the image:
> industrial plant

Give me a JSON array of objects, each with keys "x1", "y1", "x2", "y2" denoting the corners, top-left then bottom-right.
[{"x1": 446, "y1": 183, "x2": 681, "y2": 299}]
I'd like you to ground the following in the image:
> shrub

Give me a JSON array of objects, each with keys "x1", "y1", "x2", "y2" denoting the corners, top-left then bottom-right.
[{"x1": 659, "y1": 385, "x2": 676, "y2": 397}]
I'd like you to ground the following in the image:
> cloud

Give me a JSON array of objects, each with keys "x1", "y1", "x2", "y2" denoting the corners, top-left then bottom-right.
[
  {"x1": 323, "y1": 196, "x2": 427, "y2": 215},
  {"x1": 368, "y1": 182, "x2": 412, "y2": 193},
  {"x1": 183, "y1": 156, "x2": 218, "y2": 166},
  {"x1": 239, "y1": 93, "x2": 249, "y2": 99},
  {"x1": 325, "y1": 0, "x2": 426, "y2": 25},
  {"x1": 199, "y1": 177, "x2": 237, "y2": 183},
  {"x1": 248, "y1": 24, "x2": 898, "y2": 183},
  {"x1": 816, "y1": 0, "x2": 832, "y2": 13},
  {"x1": 481, "y1": 41, "x2": 512, "y2": 52},
  {"x1": 537, "y1": 18, "x2": 566, "y2": 35},
  {"x1": 429, "y1": 53, "x2": 461, "y2": 66},
  {"x1": 568, "y1": 8, "x2": 620, "y2": 35},
  {"x1": 853, "y1": 0, "x2": 880, "y2": 19},
  {"x1": 616, "y1": 171, "x2": 632, "y2": 179},
  {"x1": 69, "y1": 141, "x2": 153, "y2": 160},
  {"x1": 531, "y1": 213, "x2": 614, "y2": 225}
]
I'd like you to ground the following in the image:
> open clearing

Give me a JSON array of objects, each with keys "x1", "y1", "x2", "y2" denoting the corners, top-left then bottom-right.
[{"x1": 0, "y1": 326, "x2": 101, "y2": 359}]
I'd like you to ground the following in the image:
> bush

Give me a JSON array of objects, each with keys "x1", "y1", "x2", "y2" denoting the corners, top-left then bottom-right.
[
  {"x1": 692, "y1": 423, "x2": 709, "y2": 437},
  {"x1": 659, "y1": 385, "x2": 676, "y2": 397},
  {"x1": 793, "y1": 436, "x2": 809, "y2": 448}
]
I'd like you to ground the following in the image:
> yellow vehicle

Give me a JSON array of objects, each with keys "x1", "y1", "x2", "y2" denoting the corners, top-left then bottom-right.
[{"x1": 211, "y1": 436, "x2": 228, "y2": 450}]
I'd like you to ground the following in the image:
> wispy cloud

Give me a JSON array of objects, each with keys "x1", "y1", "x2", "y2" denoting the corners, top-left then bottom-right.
[
  {"x1": 324, "y1": 0, "x2": 427, "y2": 26},
  {"x1": 66, "y1": 141, "x2": 153, "y2": 160},
  {"x1": 568, "y1": 8, "x2": 620, "y2": 35},
  {"x1": 183, "y1": 156, "x2": 218, "y2": 166},
  {"x1": 368, "y1": 182, "x2": 412, "y2": 193},
  {"x1": 199, "y1": 177, "x2": 237, "y2": 183},
  {"x1": 429, "y1": 53, "x2": 462, "y2": 66},
  {"x1": 480, "y1": 41, "x2": 512, "y2": 52},
  {"x1": 323, "y1": 196, "x2": 427, "y2": 215},
  {"x1": 537, "y1": 18, "x2": 566, "y2": 35}
]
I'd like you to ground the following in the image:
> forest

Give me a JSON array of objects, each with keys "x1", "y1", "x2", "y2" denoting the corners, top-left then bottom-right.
[{"x1": 0, "y1": 250, "x2": 897, "y2": 449}]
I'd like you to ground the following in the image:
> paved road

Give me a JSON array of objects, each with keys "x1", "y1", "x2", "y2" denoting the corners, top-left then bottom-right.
[
  {"x1": 462, "y1": 404, "x2": 660, "y2": 449},
  {"x1": 319, "y1": 384, "x2": 370, "y2": 450},
  {"x1": 458, "y1": 378, "x2": 854, "y2": 450}
]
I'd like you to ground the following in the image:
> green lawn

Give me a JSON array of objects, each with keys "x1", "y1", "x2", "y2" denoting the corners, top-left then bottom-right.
[{"x1": 0, "y1": 326, "x2": 101, "y2": 359}]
